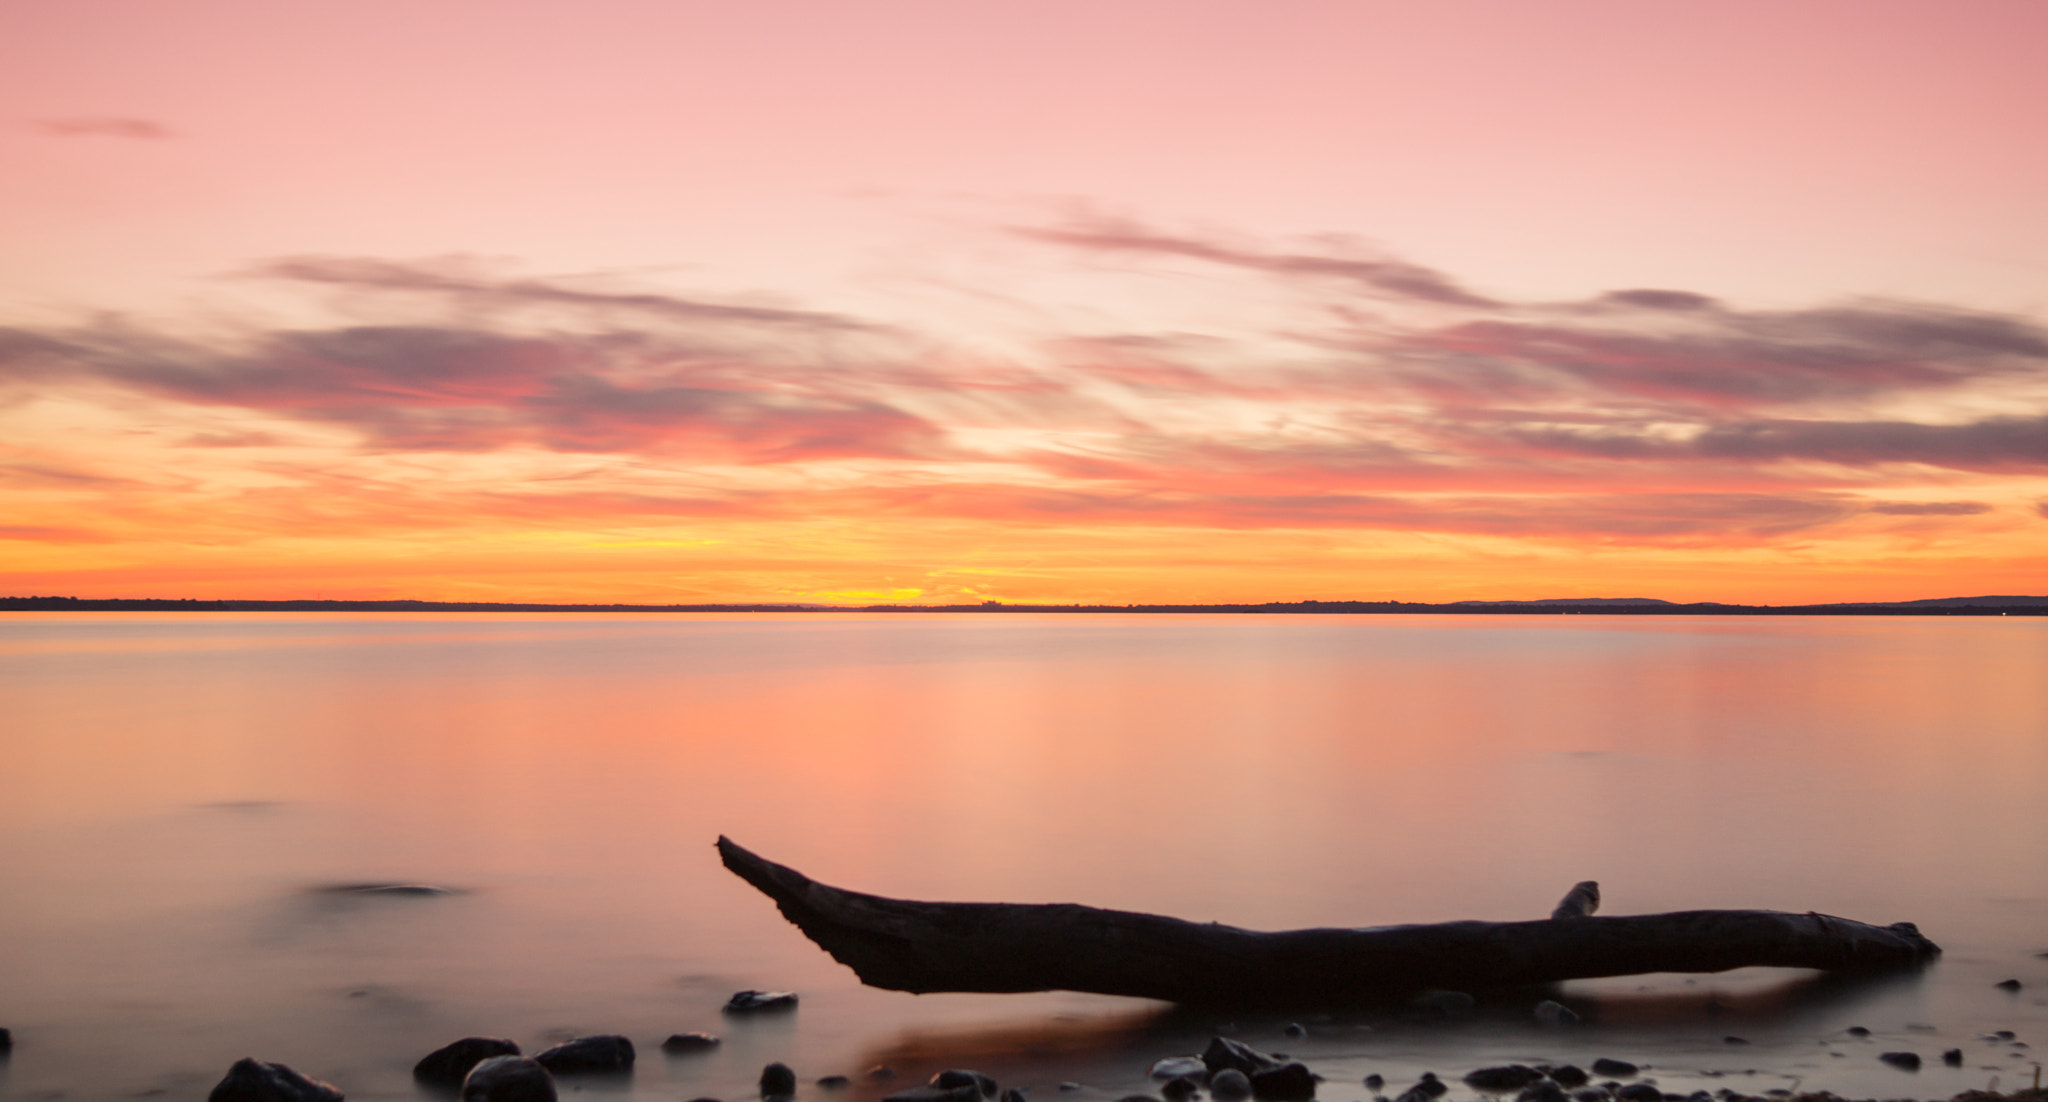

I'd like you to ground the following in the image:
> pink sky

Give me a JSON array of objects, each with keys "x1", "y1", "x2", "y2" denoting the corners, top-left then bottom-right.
[{"x1": 2, "y1": 1, "x2": 2045, "y2": 603}]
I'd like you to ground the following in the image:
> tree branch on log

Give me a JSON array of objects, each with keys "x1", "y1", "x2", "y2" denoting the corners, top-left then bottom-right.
[{"x1": 716, "y1": 836, "x2": 1938, "y2": 1006}]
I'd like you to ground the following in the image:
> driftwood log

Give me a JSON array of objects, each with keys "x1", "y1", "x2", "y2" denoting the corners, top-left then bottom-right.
[{"x1": 717, "y1": 836, "x2": 1938, "y2": 1005}]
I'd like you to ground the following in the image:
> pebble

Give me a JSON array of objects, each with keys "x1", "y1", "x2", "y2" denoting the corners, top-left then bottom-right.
[
  {"x1": 886, "y1": 1086, "x2": 981, "y2": 1102},
  {"x1": 0, "y1": 1027, "x2": 11, "y2": 1052},
  {"x1": 1845, "y1": 1027, "x2": 1870, "y2": 1037},
  {"x1": 1248, "y1": 1062, "x2": 1316, "y2": 1101},
  {"x1": 1590, "y1": 1060, "x2": 1637, "y2": 1079},
  {"x1": 1060, "y1": 1085, "x2": 1083, "y2": 1094},
  {"x1": 1614, "y1": 1084, "x2": 1661, "y2": 1102},
  {"x1": 762, "y1": 1063, "x2": 798, "y2": 1098},
  {"x1": 663, "y1": 1033, "x2": 722, "y2": 1053},
  {"x1": 534, "y1": 1035, "x2": 634, "y2": 1074},
  {"x1": 1571, "y1": 1091, "x2": 1609, "y2": 1102},
  {"x1": 1944, "y1": 1050, "x2": 1965, "y2": 1067},
  {"x1": 1284, "y1": 1023, "x2": 1308, "y2": 1039},
  {"x1": 1878, "y1": 1052, "x2": 1921, "y2": 1071},
  {"x1": 1364, "y1": 1076, "x2": 1385, "y2": 1091},
  {"x1": 1211, "y1": 1070, "x2": 1253, "y2": 1101},
  {"x1": 726, "y1": 990, "x2": 801, "y2": 1013},
  {"x1": 819, "y1": 1076, "x2": 853, "y2": 1090},
  {"x1": 932, "y1": 1070, "x2": 999, "y2": 1098},
  {"x1": 208, "y1": 1058, "x2": 345, "y2": 1102},
  {"x1": 416, "y1": 1038, "x2": 522, "y2": 1086},
  {"x1": 462, "y1": 1056, "x2": 557, "y2": 1102},
  {"x1": 1997, "y1": 979, "x2": 2024, "y2": 992},
  {"x1": 1534, "y1": 1000, "x2": 1579, "y2": 1026},
  {"x1": 1153, "y1": 1058, "x2": 1210, "y2": 1079},
  {"x1": 1549, "y1": 1067, "x2": 1589, "y2": 1088},
  {"x1": 1516, "y1": 1081, "x2": 1565, "y2": 1102},
  {"x1": 1464, "y1": 1066, "x2": 1545, "y2": 1093},
  {"x1": 870, "y1": 1067, "x2": 898, "y2": 1080}
]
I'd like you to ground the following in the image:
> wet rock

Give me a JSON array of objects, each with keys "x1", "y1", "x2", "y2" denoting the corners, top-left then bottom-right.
[
  {"x1": 533, "y1": 1035, "x2": 635, "y2": 1074},
  {"x1": 1845, "y1": 1027, "x2": 1870, "y2": 1037},
  {"x1": 1723, "y1": 1037, "x2": 1749, "y2": 1046},
  {"x1": 1163, "y1": 1076, "x2": 1202, "y2": 1102},
  {"x1": 1464, "y1": 1067, "x2": 1546, "y2": 1093},
  {"x1": 887, "y1": 1086, "x2": 982, "y2": 1102},
  {"x1": 462, "y1": 1056, "x2": 557, "y2": 1102},
  {"x1": 1685, "y1": 1093, "x2": 1712, "y2": 1102},
  {"x1": 1060, "y1": 1086, "x2": 1083, "y2": 1094},
  {"x1": 1878, "y1": 1052, "x2": 1921, "y2": 1071},
  {"x1": 1250, "y1": 1063, "x2": 1316, "y2": 1101},
  {"x1": 1534, "y1": 1000, "x2": 1580, "y2": 1026},
  {"x1": 416, "y1": 1039, "x2": 522, "y2": 1086},
  {"x1": 761, "y1": 1063, "x2": 798, "y2": 1098},
  {"x1": 1364, "y1": 1076, "x2": 1385, "y2": 1091},
  {"x1": 664, "y1": 1033, "x2": 722, "y2": 1054},
  {"x1": 1943, "y1": 1050, "x2": 1965, "y2": 1067},
  {"x1": 1590, "y1": 1061, "x2": 1637, "y2": 1079},
  {"x1": 1615, "y1": 1084, "x2": 1662, "y2": 1102},
  {"x1": 1994, "y1": 1030, "x2": 2018, "y2": 1040},
  {"x1": 819, "y1": 1077, "x2": 853, "y2": 1090},
  {"x1": 1119, "y1": 1096, "x2": 1162, "y2": 1102},
  {"x1": 1204, "y1": 1037, "x2": 1284, "y2": 1076},
  {"x1": 1284, "y1": 1023, "x2": 1307, "y2": 1039},
  {"x1": 1211, "y1": 1070, "x2": 1253, "y2": 1101},
  {"x1": 932, "y1": 1070, "x2": 999, "y2": 1098},
  {"x1": 209, "y1": 1058, "x2": 345, "y2": 1102},
  {"x1": 1393, "y1": 1074, "x2": 1447, "y2": 1102},
  {"x1": 1410, "y1": 990, "x2": 1475, "y2": 1016},
  {"x1": 1997, "y1": 979, "x2": 2024, "y2": 992},
  {"x1": 1516, "y1": 1082, "x2": 1566, "y2": 1102},
  {"x1": 727, "y1": 990, "x2": 800, "y2": 1013},
  {"x1": 1154, "y1": 1058, "x2": 1209, "y2": 1079},
  {"x1": 870, "y1": 1067, "x2": 898, "y2": 1081},
  {"x1": 1002, "y1": 1090, "x2": 1029, "y2": 1102},
  {"x1": 1572, "y1": 1091, "x2": 1610, "y2": 1102},
  {"x1": 1550, "y1": 1067, "x2": 1589, "y2": 1089},
  {"x1": 0, "y1": 1027, "x2": 10, "y2": 1052}
]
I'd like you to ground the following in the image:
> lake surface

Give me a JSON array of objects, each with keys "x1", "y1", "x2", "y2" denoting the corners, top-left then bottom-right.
[{"x1": 2, "y1": 613, "x2": 2044, "y2": 1101}]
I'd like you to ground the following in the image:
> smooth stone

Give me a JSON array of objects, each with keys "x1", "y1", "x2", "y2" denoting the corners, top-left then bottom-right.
[
  {"x1": 1997, "y1": 979, "x2": 2024, "y2": 992},
  {"x1": 208, "y1": 1058, "x2": 345, "y2": 1102},
  {"x1": 1002, "y1": 1091, "x2": 1029, "y2": 1102},
  {"x1": 1573, "y1": 1091, "x2": 1611, "y2": 1102},
  {"x1": 416, "y1": 1038, "x2": 522, "y2": 1086},
  {"x1": 819, "y1": 1076, "x2": 853, "y2": 1090},
  {"x1": 1943, "y1": 1050, "x2": 1965, "y2": 1067},
  {"x1": 1994, "y1": 1030, "x2": 2018, "y2": 1040},
  {"x1": 726, "y1": 990, "x2": 801, "y2": 1013},
  {"x1": 1210, "y1": 1070, "x2": 1253, "y2": 1101},
  {"x1": 1162, "y1": 1076, "x2": 1202, "y2": 1102},
  {"x1": 1615, "y1": 1085, "x2": 1662, "y2": 1102},
  {"x1": 1284, "y1": 1023, "x2": 1307, "y2": 1039},
  {"x1": 933, "y1": 1069, "x2": 999, "y2": 1098},
  {"x1": 1204, "y1": 1037, "x2": 1283, "y2": 1076},
  {"x1": 870, "y1": 1068, "x2": 898, "y2": 1080},
  {"x1": 664, "y1": 1033, "x2": 722, "y2": 1054},
  {"x1": 1517, "y1": 1083, "x2": 1566, "y2": 1102},
  {"x1": 1723, "y1": 1037, "x2": 1750, "y2": 1046},
  {"x1": 1153, "y1": 1058, "x2": 1209, "y2": 1079},
  {"x1": 1364, "y1": 1076, "x2": 1385, "y2": 1091},
  {"x1": 1550, "y1": 1067, "x2": 1589, "y2": 1089},
  {"x1": 1393, "y1": 1073, "x2": 1447, "y2": 1102},
  {"x1": 1249, "y1": 1063, "x2": 1316, "y2": 1102},
  {"x1": 1465, "y1": 1067, "x2": 1545, "y2": 1092},
  {"x1": 1878, "y1": 1052, "x2": 1921, "y2": 1071},
  {"x1": 462, "y1": 1056, "x2": 557, "y2": 1102},
  {"x1": 1060, "y1": 1086, "x2": 1083, "y2": 1094},
  {"x1": 1534, "y1": 1000, "x2": 1579, "y2": 1026},
  {"x1": 1845, "y1": 1027, "x2": 1871, "y2": 1037},
  {"x1": 0, "y1": 1027, "x2": 11, "y2": 1052},
  {"x1": 1590, "y1": 1061, "x2": 1637, "y2": 1079},
  {"x1": 887, "y1": 1086, "x2": 982, "y2": 1102},
  {"x1": 1119, "y1": 1096, "x2": 1162, "y2": 1102},
  {"x1": 534, "y1": 1035, "x2": 635, "y2": 1074},
  {"x1": 762, "y1": 1063, "x2": 798, "y2": 1098}
]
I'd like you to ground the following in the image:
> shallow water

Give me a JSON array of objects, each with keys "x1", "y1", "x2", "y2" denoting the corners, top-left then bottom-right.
[{"x1": 1, "y1": 613, "x2": 2044, "y2": 1101}]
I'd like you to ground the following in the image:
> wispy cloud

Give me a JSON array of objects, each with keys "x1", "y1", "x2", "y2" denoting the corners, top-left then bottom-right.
[{"x1": 33, "y1": 117, "x2": 173, "y2": 139}]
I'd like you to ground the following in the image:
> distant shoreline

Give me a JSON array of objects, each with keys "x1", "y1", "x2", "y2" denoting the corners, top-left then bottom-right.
[{"x1": 4, "y1": 596, "x2": 2045, "y2": 615}]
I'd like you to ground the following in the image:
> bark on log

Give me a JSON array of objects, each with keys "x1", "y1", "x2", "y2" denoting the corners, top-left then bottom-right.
[{"x1": 716, "y1": 836, "x2": 1938, "y2": 1005}]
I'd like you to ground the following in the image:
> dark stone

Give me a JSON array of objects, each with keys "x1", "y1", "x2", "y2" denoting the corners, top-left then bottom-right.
[
  {"x1": 1615, "y1": 1084, "x2": 1662, "y2": 1102},
  {"x1": 1516, "y1": 1082, "x2": 1566, "y2": 1102},
  {"x1": 208, "y1": 1058, "x2": 345, "y2": 1102},
  {"x1": 1534, "y1": 1000, "x2": 1580, "y2": 1026},
  {"x1": 1284, "y1": 1023, "x2": 1307, "y2": 1038},
  {"x1": 1365, "y1": 1076, "x2": 1385, "y2": 1091},
  {"x1": 664, "y1": 1033, "x2": 722, "y2": 1054},
  {"x1": 1550, "y1": 1067, "x2": 1588, "y2": 1089},
  {"x1": 1153, "y1": 1058, "x2": 1208, "y2": 1080},
  {"x1": 1590, "y1": 1061, "x2": 1637, "y2": 1079},
  {"x1": 1002, "y1": 1091, "x2": 1029, "y2": 1102},
  {"x1": 0, "y1": 1027, "x2": 10, "y2": 1052},
  {"x1": 1878, "y1": 1052, "x2": 1921, "y2": 1071},
  {"x1": 1723, "y1": 1037, "x2": 1749, "y2": 1046},
  {"x1": 1211, "y1": 1070, "x2": 1253, "y2": 1101},
  {"x1": 1394, "y1": 1073, "x2": 1447, "y2": 1102},
  {"x1": 1686, "y1": 1093, "x2": 1712, "y2": 1102},
  {"x1": 462, "y1": 1057, "x2": 557, "y2": 1102},
  {"x1": 1464, "y1": 1067, "x2": 1545, "y2": 1093},
  {"x1": 1205, "y1": 1037, "x2": 1284, "y2": 1076},
  {"x1": 533, "y1": 1035, "x2": 635, "y2": 1074},
  {"x1": 1845, "y1": 1027, "x2": 1870, "y2": 1037},
  {"x1": 1118, "y1": 1096, "x2": 1161, "y2": 1102},
  {"x1": 726, "y1": 990, "x2": 800, "y2": 1013},
  {"x1": 1250, "y1": 1062, "x2": 1317, "y2": 1101},
  {"x1": 1573, "y1": 1091, "x2": 1611, "y2": 1102},
  {"x1": 933, "y1": 1070, "x2": 999, "y2": 1098},
  {"x1": 819, "y1": 1077, "x2": 853, "y2": 1090},
  {"x1": 870, "y1": 1068, "x2": 898, "y2": 1081},
  {"x1": 1995, "y1": 1030, "x2": 2017, "y2": 1040},
  {"x1": 1997, "y1": 979, "x2": 2024, "y2": 992},
  {"x1": 761, "y1": 1063, "x2": 798, "y2": 1098},
  {"x1": 1060, "y1": 1086, "x2": 1083, "y2": 1094},
  {"x1": 416, "y1": 1039, "x2": 522, "y2": 1086},
  {"x1": 1163, "y1": 1077, "x2": 1202, "y2": 1102},
  {"x1": 887, "y1": 1087, "x2": 982, "y2": 1102},
  {"x1": 1943, "y1": 1050, "x2": 1964, "y2": 1067}
]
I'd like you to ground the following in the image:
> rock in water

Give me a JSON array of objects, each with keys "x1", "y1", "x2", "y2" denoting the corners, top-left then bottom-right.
[
  {"x1": 1515, "y1": 1082, "x2": 1565, "y2": 1102},
  {"x1": 664, "y1": 1033, "x2": 722, "y2": 1053},
  {"x1": 1997, "y1": 979, "x2": 2024, "y2": 992},
  {"x1": 1464, "y1": 1067, "x2": 1545, "y2": 1093},
  {"x1": 1878, "y1": 1052, "x2": 1921, "y2": 1071},
  {"x1": 1548, "y1": 1067, "x2": 1588, "y2": 1089},
  {"x1": 416, "y1": 1039, "x2": 522, "y2": 1086},
  {"x1": 1249, "y1": 1063, "x2": 1316, "y2": 1102},
  {"x1": 463, "y1": 1056, "x2": 557, "y2": 1102},
  {"x1": 534, "y1": 1035, "x2": 635, "y2": 1074},
  {"x1": 1210, "y1": 1070, "x2": 1253, "y2": 1101},
  {"x1": 1364, "y1": 1076, "x2": 1385, "y2": 1091},
  {"x1": 1394, "y1": 1074, "x2": 1447, "y2": 1102},
  {"x1": 726, "y1": 990, "x2": 800, "y2": 1013},
  {"x1": 1162, "y1": 1076, "x2": 1202, "y2": 1101},
  {"x1": 933, "y1": 1070, "x2": 1000, "y2": 1098},
  {"x1": 1614, "y1": 1085, "x2": 1661, "y2": 1102},
  {"x1": 1533, "y1": 1000, "x2": 1579, "y2": 1026},
  {"x1": 1943, "y1": 1050, "x2": 1964, "y2": 1067},
  {"x1": 209, "y1": 1058, "x2": 345, "y2": 1102},
  {"x1": 1152, "y1": 1058, "x2": 1208, "y2": 1080},
  {"x1": 762, "y1": 1063, "x2": 798, "y2": 1098},
  {"x1": 819, "y1": 1076, "x2": 854, "y2": 1090},
  {"x1": 886, "y1": 1087, "x2": 982, "y2": 1102},
  {"x1": 0, "y1": 1027, "x2": 11, "y2": 1052},
  {"x1": 1204, "y1": 1037, "x2": 1283, "y2": 1076},
  {"x1": 1589, "y1": 1061, "x2": 1636, "y2": 1079}
]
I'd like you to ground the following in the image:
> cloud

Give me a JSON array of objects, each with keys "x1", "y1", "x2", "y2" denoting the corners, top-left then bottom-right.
[
  {"x1": 1499, "y1": 415, "x2": 2048, "y2": 471},
  {"x1": 1864, "y1": 501, "x2": 1993, "y2": 516},
  {"x1": 34, "y1": 117, "x2": 173, "y2": 139}
]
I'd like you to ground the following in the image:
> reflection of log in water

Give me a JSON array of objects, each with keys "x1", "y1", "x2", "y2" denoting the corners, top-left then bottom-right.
[{"x1": 717, "y1": 837, "x2": 1939, "y2": 1006}]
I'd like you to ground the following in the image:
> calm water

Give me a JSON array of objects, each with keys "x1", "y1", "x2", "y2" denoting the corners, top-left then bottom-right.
[{"x1": 2, "y1": 614, "x2": 2045, "y2": 1101}]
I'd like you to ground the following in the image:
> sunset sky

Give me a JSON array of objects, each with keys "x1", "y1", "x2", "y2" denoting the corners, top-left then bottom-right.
[{"x1": 3, "y1": 0, "x2": 2045, "y2": 605}]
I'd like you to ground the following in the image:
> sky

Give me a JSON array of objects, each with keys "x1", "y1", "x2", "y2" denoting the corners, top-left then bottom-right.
[{"x1": 2, "y1": 0, "x2": 2045, "y2": 605}]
